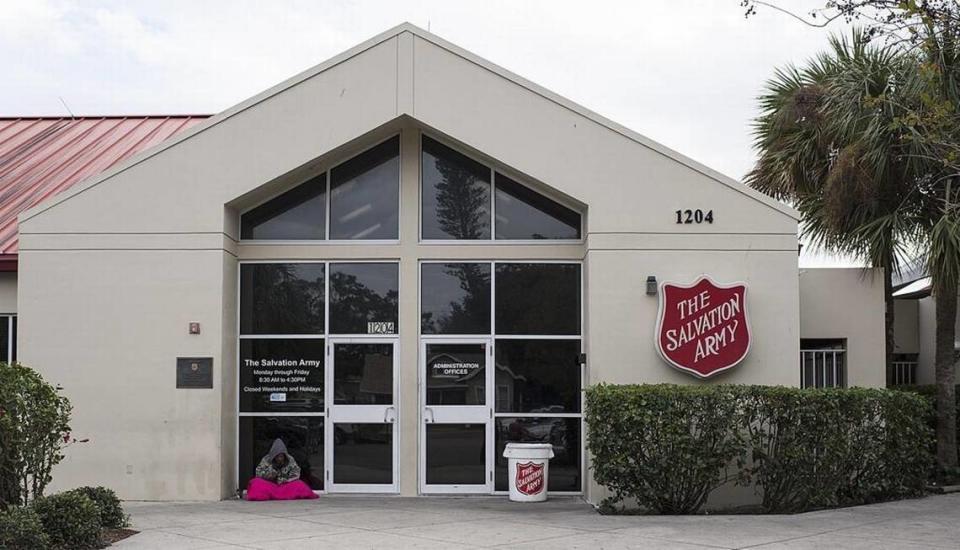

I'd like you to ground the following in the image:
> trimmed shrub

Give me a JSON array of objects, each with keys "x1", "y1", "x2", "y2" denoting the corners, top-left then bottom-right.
[
  {"x1": 585, "y1": 384, "x2": 746, "y2": 513},
  {"x1": 740, "y1": 386, "x2": 932, "y2": 512},
  {"x1": 69, "y1": 486, "x2": 128, "y2": 529},
  {"x1": 585, "y1": 384, "x2": 934, "y2": 514},
  {"x1": 31, "y1": 491, "x2": 101, "y2": 549},
  {"x1": 0, "y1": 363, "x2": 72, "y2": 509},
  {"x1": 0, "y1": 506, "x2": 50, "y2": 549}
]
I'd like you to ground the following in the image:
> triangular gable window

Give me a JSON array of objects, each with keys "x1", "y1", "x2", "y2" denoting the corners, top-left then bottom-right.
[
  {"x1": 494, "y1": 173, "x2": 581, "y2": 240},
  {"x1": 421, "y1": 134, "x2": 581, "y2": 241},
  {"x1": 240, "y1": 136, "x2": 400, "y2": 241},
  {"x1": 240, "y1": 174, "x2": 327, "y2": 240}
]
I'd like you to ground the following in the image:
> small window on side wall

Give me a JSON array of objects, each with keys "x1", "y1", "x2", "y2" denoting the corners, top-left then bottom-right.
[
  {"x1": 240, "y1": 174, "x2": 327, "y2": 240},
  {"x1": 495, "y1": 173, "x2": 581, "y2": 240}
]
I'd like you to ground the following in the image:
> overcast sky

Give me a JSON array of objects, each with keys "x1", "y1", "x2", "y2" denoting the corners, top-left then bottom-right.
[{"x1": 0, "y1": 0, "x2": 857, "y2": 266}]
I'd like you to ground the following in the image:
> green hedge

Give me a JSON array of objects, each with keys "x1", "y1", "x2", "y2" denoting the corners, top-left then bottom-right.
[
  {"x1": 31, "y1": 492, "x2": 101, "y2": 549},
  {"x1": 0, "y1": 506, "x2": 50, "y2": 550},
  {"x1": 69, "y1": 486, "x2": 128, "y2": 529},
  {"x1": 585, "y1": 384, "x2": 933, "y2": 514},
  {"x1": 585, "y1": 384, "x2": 745, "y2": 513}
]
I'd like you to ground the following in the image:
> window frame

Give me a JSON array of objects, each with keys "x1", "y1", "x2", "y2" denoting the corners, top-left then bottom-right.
[
  {"x1": 0, "y1": 314, "x2": 15, "y2": 363},
  {"x1": 238, "y1": 134, "x2": 402, "y2": 245},
  {"x1": 417, "y1": 259, "x2": 585, "y2": 495},
  {"x1": 418, "y1": 132, "x2": 584, "y2": 245},
  {"x1": 800, "y1": 339, "x2": 847, "y2": 389}
]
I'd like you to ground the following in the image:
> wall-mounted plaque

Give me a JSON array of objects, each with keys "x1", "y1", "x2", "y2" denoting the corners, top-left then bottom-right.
[{"x1": 176, "y1": 357, "x2": 214, "y2": 389}]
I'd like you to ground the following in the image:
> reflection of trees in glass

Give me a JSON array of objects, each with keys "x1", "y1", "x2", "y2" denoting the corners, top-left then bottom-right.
[
  {"x1": 433, "y1": 155, "x2": 489, "y2": 240},
  {"x1": 250, "y1": 264, "x2": 325, "y2": 333},
  {"x1": 421, "y1": 263, "x2": 490, "y2": 334},
  {"x1": 329, "y1": 271, "x2": 398, "y2": 334}
]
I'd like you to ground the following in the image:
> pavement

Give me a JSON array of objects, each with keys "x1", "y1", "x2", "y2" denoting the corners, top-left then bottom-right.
[{"x1": 114, "y1": 493, "x2": 960, "y2": 549}]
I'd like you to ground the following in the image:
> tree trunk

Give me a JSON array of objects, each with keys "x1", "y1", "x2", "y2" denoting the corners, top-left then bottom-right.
[{"x1": 934, "y1": 278, "x2": 959, "y2": 477}]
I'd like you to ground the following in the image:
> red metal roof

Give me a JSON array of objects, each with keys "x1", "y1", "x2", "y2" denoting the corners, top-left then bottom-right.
[{"x1": 0, "y1": 115, "x2": 210, "y2": 269}]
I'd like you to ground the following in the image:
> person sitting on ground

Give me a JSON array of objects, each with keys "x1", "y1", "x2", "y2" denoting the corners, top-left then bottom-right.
[{"x1": 245, "y1": 438, "x2": 318, "y2": 501}]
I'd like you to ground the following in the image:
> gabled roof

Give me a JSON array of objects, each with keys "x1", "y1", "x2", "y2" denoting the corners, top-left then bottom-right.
[
  {"x1": 0, "y1": 115, "x2": 208, "y2": 266},
  {"x1": 19, "y1": 23, "x2": 798, "y2": 228}
]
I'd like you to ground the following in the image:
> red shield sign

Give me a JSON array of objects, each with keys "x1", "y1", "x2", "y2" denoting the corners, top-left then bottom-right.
[
  {"x1": 655, "y1": 276, "x2": 750, "y2": 378},
  {"x1": 515, "y1": 461, "x2": 545, "y2": 495}
]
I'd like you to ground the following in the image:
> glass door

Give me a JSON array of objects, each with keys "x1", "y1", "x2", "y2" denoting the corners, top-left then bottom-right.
[
  {"x1": 419, "y1": 339, "x2": 493, "y2": 494},
  {"x1": 326, "y1": 339, "x2": 398, "y2": 493}
]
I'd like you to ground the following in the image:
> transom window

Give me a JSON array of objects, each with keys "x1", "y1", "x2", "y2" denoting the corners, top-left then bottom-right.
[
  {"x1": 240, "y1": 136, "x2": 400, "y2": 241},
  {"x1": 421, "y1": 135, "x2": 582, "y2": 241}
]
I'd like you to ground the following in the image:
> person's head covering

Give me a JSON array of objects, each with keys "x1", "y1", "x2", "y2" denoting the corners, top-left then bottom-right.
[{"x1": 264, "y1": 438, "x2": 289, "y2": 462}]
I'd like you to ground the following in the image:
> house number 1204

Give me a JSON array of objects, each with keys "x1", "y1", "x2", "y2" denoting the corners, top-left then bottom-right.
[{"x1": 675, "y1": 209, "x2": 714, "y2": 224}]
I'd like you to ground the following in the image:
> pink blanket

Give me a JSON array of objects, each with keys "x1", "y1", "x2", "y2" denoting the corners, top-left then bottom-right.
[{"x1": 246, "y1": 477, "x2": 319, "y2": 501}]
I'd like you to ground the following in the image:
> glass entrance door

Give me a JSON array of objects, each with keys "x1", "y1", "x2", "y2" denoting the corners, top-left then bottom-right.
[
  {"x1": 419, "y1": 339, "x2": 492, "y2": 493},
  {"x1": 326, "y1": 339, "x2": 398, "y2": 493}
]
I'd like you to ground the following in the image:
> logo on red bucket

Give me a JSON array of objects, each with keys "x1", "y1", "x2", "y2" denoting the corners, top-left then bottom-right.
[
  {"x1": 655, "y1": 276, "x2": 751, "y2": 379},
  {"x1": 515, "y1": 461, "x2": 545, "y2": 495}
]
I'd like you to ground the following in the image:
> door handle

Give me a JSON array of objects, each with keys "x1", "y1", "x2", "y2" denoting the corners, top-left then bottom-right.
[
  {"x1": 424, "y1": 407, "x2": 435, "y2": 423},
  {"x1": 384, "y1": 406, "x2": 396, "y2": 423}
]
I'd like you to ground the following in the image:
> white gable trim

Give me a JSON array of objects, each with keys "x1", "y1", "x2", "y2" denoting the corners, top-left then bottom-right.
[{"x1": 20, "y1": 22, "x2": 798, "y2": 224}]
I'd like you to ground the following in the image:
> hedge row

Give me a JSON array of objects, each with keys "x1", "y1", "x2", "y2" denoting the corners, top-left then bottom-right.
[
  {"x1": 0, "y1": 486, "x2": 127, "y2": 549},
  {"x1": 585, "y1": 384, "x2": 933, "y2": 514}
]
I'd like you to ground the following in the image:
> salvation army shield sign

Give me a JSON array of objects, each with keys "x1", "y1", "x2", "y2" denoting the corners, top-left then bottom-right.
[
  {"x1": 655, "y1": 276, "x2": 751, "y2": 378},
  {"x1": 515, "y1": 461, "x2": 546, "y2": 496}
]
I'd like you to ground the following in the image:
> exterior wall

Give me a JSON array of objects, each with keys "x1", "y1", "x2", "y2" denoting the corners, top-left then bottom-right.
[
  {"x1": 18, "y1": 249, "x2": 232, "y2": 500},
  {"x1": 894, "y1": 299, "x2": 919, "y2": 354},
  {"x1": 917, "y1": 296, "x2": 936, "y2": 384},
  {"x1": 913, "y1": 295, "x2": 960, "y2": 385},
  {"x1": 0, "y1": 271, "x2": 17, "y2": 314},
  {"x1": 798, "y1": 268, "x2": 885, "y2": 388},
  {"x1": 17, "y1": 27, "x2": 799, "y2": 502}
]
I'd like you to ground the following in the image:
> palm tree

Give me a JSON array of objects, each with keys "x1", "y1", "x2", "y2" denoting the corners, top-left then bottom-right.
[
  {"x1": 747, "y1": 31, "x2": 920, "y2": 377},
  {"x1": 750, "y1": 27, "x2": 960, "y2": 476}
]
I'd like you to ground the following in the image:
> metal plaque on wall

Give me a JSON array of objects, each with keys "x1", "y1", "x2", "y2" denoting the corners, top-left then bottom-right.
[{"x1": 176, "y1": 357, "x2": 213, "y2": 389}]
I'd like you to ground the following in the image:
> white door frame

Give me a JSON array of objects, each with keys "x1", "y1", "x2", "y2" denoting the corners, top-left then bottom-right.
[
  {"x1": 325, "y1": 337, "x2": 399, "y2": 493},
  {"x1": 419, "y1": 337, "x2": 494, "y2": 494}
]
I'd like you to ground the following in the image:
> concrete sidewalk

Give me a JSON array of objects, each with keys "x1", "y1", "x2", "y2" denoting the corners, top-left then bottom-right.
[{"x1": 115, "y1": 493, "x2": 960, "y2": 549}]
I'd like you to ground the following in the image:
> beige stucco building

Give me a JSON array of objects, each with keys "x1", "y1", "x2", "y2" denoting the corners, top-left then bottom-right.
[{"x1": 1, "y1": 24, "x2": 890, "y2": 504}]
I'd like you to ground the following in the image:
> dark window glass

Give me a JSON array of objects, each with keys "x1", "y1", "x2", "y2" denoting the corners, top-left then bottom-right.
[
  {"x1": 239, "y1": 339, "x2": 324, "y2": 413},
  {"x1": 10, "y1": 317, "x2": 15, "y2": 362},
  {"x1": 239, "y1": 416, "x2": 324, "y2": 491},
  {"x1": 329, "y1": 263, "x2": 399, "y2": 334},
  {"x1": 495, "y1": 340, "x2": 581, "y2": 413},
  {"x1": 426, "y1": 424, "x2": 486, "y2": 485},
  {"x1": 0, "y1": 316, "x2": 9, "y2": 363},
  {"x1": 495, "y1": 263, "x2": 581, "y2": 335},
  {"x1": 495, "y1": 417, "x2": 580, "y2": 492},
  {"x1": 421, "y1": 136, "x2": 490, "y2": 240},
  {"x1": 240, "y1": 263, "x2": 324, "y2": 335},
  {"x1": 333, "y1": 423, "x2": 393, "y2": 484},
  {"x1": 333, "y1": 343, "x2": 393, "y2": 405},
  {"x1": 420, "y1": 263, "x2": 490, "y2": 335},
  {"x1": 425, "y1": 343, "x2": 486, "y2": 406},
  {"x1": 330, "y1": 137, "x2": 399, "y2": 240},
  {"x1": 495, "y1": 173, "x2": 581, "y2": 240},
  {"x1": 240, "y1": 174, "x2": 326, "y2": 240}
]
